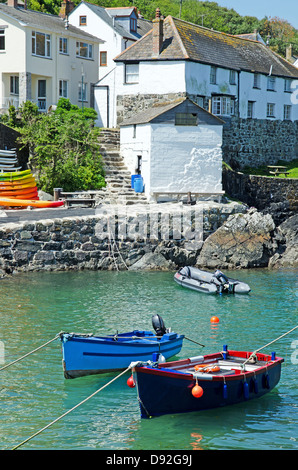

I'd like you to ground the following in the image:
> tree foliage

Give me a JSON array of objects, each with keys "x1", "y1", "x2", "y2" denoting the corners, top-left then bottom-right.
[{"x1": 16, "y1": 99, "x2": 105, "y2": 193}]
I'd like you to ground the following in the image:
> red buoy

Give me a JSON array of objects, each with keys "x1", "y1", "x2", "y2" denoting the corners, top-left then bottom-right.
[
  {"x1": 191, "y1": 384, "x2": 203, "y2": 398},
  {"x1": 127, "y1": 375, "x2": 135, "y2": 388},
  {"x1": 210, "y1": 316, "x2": 219, "y2": 323}
]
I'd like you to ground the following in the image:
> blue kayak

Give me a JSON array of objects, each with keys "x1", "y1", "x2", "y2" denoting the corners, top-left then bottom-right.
[{"x1": 60, "y1": 316, "x2": 184, "y2": 379}]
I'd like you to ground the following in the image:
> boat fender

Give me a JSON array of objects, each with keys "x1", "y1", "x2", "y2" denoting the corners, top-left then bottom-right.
[
  {"x1": 191, "y1": 383, "x2": 204, "y2": 398},
  {"x1": 152, "y1": 314, "x2": 167, "y2": 337},
  {"x1": 253, "y1": 376, "x2": 259, "y2": 394},
  {"x1": 243, "y1": 380, "x2": 249, "y2": 400},
  {"x1": 223, "y1": 382, "x2": 228, "y2": 399}
]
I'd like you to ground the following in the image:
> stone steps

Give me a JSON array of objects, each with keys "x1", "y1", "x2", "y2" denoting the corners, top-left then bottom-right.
[{"x1": 97, "y1": 129, "x2": 148, "y2": 205}]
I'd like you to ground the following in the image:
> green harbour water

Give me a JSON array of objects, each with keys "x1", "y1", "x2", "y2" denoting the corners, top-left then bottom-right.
[{"x1": 0, "y1": 268, "x2": 297, "y2": 451}]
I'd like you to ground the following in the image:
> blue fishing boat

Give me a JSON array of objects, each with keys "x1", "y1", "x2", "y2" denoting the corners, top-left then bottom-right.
[
  {"x1": 130, "y1": 346, "x2": 283, "y2": 418},
  {"x1": 60, "y1": 315, "x2": 184, "y2": 379}
]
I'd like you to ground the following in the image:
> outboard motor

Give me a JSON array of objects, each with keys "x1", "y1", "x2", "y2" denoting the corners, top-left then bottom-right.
[
  {"x1": 214, "y1": 270, "x2": 229, "y2": 285},
  {"x1": 152, "y1": 314, "x2": 167, "y2": 337}
]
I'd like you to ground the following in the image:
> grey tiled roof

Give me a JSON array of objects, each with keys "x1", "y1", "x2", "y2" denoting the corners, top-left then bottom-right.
[
  {"x1": 0, "y1": 4, "x2": 102, "y2": 41},
  {"x1": 120, "y1": 97, "x2": 224, "y2": 126},
  {"x1": 115, "y1": 16, "x2": 298, "y2": 79}
]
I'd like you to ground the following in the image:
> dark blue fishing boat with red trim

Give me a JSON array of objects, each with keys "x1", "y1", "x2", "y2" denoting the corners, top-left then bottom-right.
[
  {"x1": 131, "y1": 346, "x2": 284, "y2": 418},
  {"x1": 60, "y1": 315, "x2": 184, "y2": 379}
]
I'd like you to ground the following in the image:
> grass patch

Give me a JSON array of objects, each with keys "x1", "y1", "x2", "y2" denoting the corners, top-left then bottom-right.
[{"x1": 241, "y1": 159, "x2": 298, "y2": 178}]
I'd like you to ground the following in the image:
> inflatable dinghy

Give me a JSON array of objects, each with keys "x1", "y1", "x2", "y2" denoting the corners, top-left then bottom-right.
[{"x1": 174, "y1": 266, "x2": 251, "y2": 294}]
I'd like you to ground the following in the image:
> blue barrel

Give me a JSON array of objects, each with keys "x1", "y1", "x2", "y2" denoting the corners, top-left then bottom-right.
[
  {"x1": 134, "y1": 176, "x2": 144, "y2": 193},
  {"x1": 131, "y1": 174, "x2": 141, "y2": 189}
]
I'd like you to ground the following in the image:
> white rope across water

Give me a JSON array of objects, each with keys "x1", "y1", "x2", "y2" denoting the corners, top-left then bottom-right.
[{"x1": 11, "y1": 366, "x2": 132, "y2": 450}]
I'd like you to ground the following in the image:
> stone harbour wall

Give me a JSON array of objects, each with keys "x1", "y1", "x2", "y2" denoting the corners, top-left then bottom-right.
[{"x1": 0, "y1": 202, "x2": 247, "y2": 275}]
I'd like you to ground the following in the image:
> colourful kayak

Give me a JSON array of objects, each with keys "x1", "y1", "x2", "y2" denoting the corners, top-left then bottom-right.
[
  {"x1": 0, "y1": 198, "x2": 64, "y2": 208},
  {"x1": 0, "y1": 188, "x2": 38, "y2": 198},
  {"x1": 0, "y1": 169, "x2": 31, "y2": 180},
  {"x1": 0, "y1": 179, "x2": 37, "y2": 190}
]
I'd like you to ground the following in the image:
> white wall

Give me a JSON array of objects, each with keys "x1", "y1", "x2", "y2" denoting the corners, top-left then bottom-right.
[{"x1": 120, "y1": 122, "x2": 223, "y2": 199}]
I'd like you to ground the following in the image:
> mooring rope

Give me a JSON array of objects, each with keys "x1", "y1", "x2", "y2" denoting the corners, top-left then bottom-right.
[
  {"x1": 0, "y1": 334, "x2": 60, "y2": 372},
  {"x1": 11, "y1": 366, "x2": 131, "y2": 450},
  {"x1": 242, "y1": 325, "x2": 298, "y2": 368}
]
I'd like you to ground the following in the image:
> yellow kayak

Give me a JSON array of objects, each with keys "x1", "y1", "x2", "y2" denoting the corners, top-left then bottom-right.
[
  {"x1": 0, "y1": 198, "x2": 64, "y2": 208},
  {"x1": 0, "y1": 169, "x2": 32, "y2": 180}
]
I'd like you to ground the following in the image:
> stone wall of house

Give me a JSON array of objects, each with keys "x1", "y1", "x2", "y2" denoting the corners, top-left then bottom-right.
[
  {"x1": 0, "y1": 202, "x2": 246, "y2": 274},
  {"x1": 222, "y1": 165, "x2": 298, "y2": 213},
  {"x1": 116, "y1": 93, "x2": 298, "y2": 169}
]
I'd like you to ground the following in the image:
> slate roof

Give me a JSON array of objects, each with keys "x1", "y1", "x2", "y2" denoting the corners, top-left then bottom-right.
[
  {"x1": 115, "y1": 16, "x2": 298, "y2": 79},
  {"x1": 120, "y1": 97, "x2": 224, "y2": 126},
  {"x1": 0, "y1": 4, "x2": 102, "y2": 41}
]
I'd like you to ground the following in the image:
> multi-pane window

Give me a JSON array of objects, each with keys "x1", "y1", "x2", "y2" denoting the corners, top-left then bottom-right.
[
  {"x1": 175, "y1": 113, "x2": 197, "y2": 126},
  {"x1": 212, "y1": 96, "x2": 234, "y2": 116},
  {"x1": 59, "y1": 37, "x2": 68, "y2": 54},
  {"x1": 10, "y1": 76, "x2": 19, "y2": 95},
  {"x1": 0, "y1": 29, "x2": 5, "y2": 50},
  {"x1": 283, "y1": 105, "x2": 291, "y2": 120},
  {"x1": 100, "y1": 51, "x2": 107, "y2": 66},
  {"x1": 284, "y1": 78, "x2": 292, "y2": 92},
  {"x1": 253, "y1": 73, "x2": 261, "y2": 89},
  {"x1": 130, "y1": 18, "x2": 137, "y2": 32},
  {"x1": 76, "y1": 41, "x2": 93, "y2": 59},
  {"x1": 78, "y1": 82, "x2": 87, "y2": 102},
  {"x1": 125, "y1": 63, "x2": 139, "y2": 83},
  {"x1": 210, "y1": 66, "x2": 217, "y2": 84},
  {"x1": 59, "y1": 80, "x2": 68, "y2": 98},
  {"x1": 247, "y1": 101, "x2": 255, "y2": 118},
  {"x1": 229, "y1": 70, "x2": 236, "y2": 85},
  {"x1": 267, "y1": 76, "x2": 276, "y2": 91},
  {"x1": 32, "y1": 31, "x2": 51, "y2": 58},
  {"x1": 266, "y1": 102, "x2": 275, "y2": 117}
]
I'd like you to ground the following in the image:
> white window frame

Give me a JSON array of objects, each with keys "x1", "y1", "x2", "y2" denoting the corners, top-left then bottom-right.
[
  {"x1": 10, "y1": 76, "x2": 19, "y2": 95},
  {"x1": 78, "y1": 81, "x2": 87, "y2": 102},
  {"x1": 76, "y1": 41, "x2": 93, "y2": 59},
  {"x1": 59, "y1": 37, "x2": 68, "y2": 55},
  {"x1": 210, "y1": 66, "x2": 217, "y2": 84},
  {"x1": 284, "y1": 78, "x2": 292, "y2": 92},
  {"x1": 32, "y1": 31, "x2": 51, "y2": 58},
  {"x1": 229, "y1": 70, "x2": 236, "y2": 85},
  {"x1": 59, "y1": 80, "x2": 68, "y2": 98},
  {"x1": 253, "y1": 73, "x2": 261, "y2": 89},
  {"x1": 125, "y1": 63, "x2": 139, "y2": 84},
  {"x1": 283, "y1": 104, "x2": 291, "y2": 120},
  {"x1": 247, "y1": 101, "x2": 255, "y2": 118},
  {"x1": 267, "y1": 76, "x2": 276, "y2": 91},
  {"x1": 266, "y1": 102, "x2": 275, "y2": 118},
  {"x1": 212, "y1": 95, "x2": 235, "y2": 116}
]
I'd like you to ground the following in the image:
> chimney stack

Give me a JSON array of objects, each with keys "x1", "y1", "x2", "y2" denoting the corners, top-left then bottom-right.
[
  {"x1": 152, "y1": 8, "x2": 164, "y2": 57},
  {"x1": 59, "y1": 0, "x2": 75, "y2": 19},
  {"x1": 286, "y1": 44, "x2": 293, "y2": 61},
  {"x1": 7, "y1": 0, "x2": 18, "y2": 8}
]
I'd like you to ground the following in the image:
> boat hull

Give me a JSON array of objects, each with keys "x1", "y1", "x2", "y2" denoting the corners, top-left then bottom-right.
[
  {"x1": 133, "y1": 351, "x2": 283, "y2": 418},
  {"x1": 61, "y1": 330, "x2": 184, "y2": 379}
]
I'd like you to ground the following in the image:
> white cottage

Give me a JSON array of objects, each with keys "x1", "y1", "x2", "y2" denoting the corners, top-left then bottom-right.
[{"x1": 120, "y1": 97, "x2": 224, "y2": 202}]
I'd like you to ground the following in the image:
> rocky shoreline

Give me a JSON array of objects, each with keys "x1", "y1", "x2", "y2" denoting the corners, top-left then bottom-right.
[{"x1": 0, "y1": 198, "x2": 296, "y2": 276}]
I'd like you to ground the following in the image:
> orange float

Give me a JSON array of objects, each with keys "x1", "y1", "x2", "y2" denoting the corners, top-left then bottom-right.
[{"x1": 194, "y1": 364, "x2": 220, "y2": 373}]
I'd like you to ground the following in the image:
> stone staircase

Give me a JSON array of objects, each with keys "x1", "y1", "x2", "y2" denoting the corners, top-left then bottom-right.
[{"x1": 97, "y1": 129, "x2": 148, "y2": 205}]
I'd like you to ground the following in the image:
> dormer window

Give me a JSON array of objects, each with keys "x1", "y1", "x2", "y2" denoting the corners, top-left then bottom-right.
[{"x1": 130, "y1": 18, "x2": 137, "y2": 32}]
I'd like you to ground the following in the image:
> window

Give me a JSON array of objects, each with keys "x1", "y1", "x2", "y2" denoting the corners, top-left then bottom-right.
[
  {"x1": 212, "y1": 96, "x2": 235, "y2": 116},
  {"x1": 125, "y1": 63, "x2": 139, "y2": 83},
  {"x1": 100, "y1": 51, "x2": 107, "y2": 66},
  {"x1": 210, "y1": 66, "x2": 217, "y2": 84},
  {"x1": 267, "y1": 76, "x2": 276, "y2": 91},
  {"x1": 247, "y1": 101, "x2": 255, "y2": 118},
  {"x1": 283, "y1": 105, "x2": 291, "y2": 120},
  {"x1": 253, "y1": 73, "x2": 261, "y2": 89},
  {"x1": 38, "y1": 79, "x2": 47, "y2": 111},
  {"x1": 78, "y1": 82, "x2": 87, "y2": 102},
  {"x1": 0, "y1": 29, "x2": 5, "y2": 51},
  {"x1": 59, "y1": 37, "x2": 68, "y2": 54},
  {"x1": 130, "y1": 18, "x2": 137, "y2": 32},
  {"x1": 196, "y1": 96, "x2": 205, "y2": 108},
  {"x1": 175, "y1": 113, "x2": 198, "y2": 126},
  {"x1": 266, "y1": 103, "x2": 275, "y2": 118},
  {"x1": 229, "y1": 70, "x2": 236, "y2": 85},
  {"x1": 76, "y1": 41, "x2": 93, "y2": 59},
  {"x1": 284, "y1": 78, "x2": 292, "y2": 92},
  {"x1": 59, "y1": 80, "x2": 68, "y2": 98},
  {"x1": 79, "y1": 16, "x2": 87, "y2": 26},
  {"x1": 32, "y1": 31, "x2": 51, "y2": 58},
  {"x1": 10, "y1": 76, "x2": 19, "y2": 95}
]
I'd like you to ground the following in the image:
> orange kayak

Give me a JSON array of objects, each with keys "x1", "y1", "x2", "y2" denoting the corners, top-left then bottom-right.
[
  {"x1": 0, "y1": 198, "x2": 64, "y2": 208},
  {"x1": 0, "y1": 181, "x2": 37, "y2": 191},
  {"x1": 0, "y1": 188, "x2": 38, "y2": 197},
  {"x1": 0, "y1": 176, "x2": 36, "y2": 187}
]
